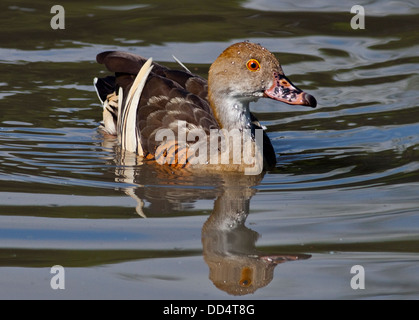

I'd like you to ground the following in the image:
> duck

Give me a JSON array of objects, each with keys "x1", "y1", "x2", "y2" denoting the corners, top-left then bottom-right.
[{"x1": 94, "y1": 41, "x2": 316, "y2": 175}]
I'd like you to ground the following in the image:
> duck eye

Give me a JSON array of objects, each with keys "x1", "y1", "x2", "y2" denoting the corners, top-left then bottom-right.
[{"x1": 246, "y1": 59, "x2": 260, "y2": 72}]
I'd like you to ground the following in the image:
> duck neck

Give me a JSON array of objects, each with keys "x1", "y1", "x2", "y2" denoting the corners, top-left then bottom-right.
[
  {"x1": 208, "y1": 91, "x2": 264, "y2": 174},
  {"x1": 210, "y1": 93, "x2": 253, "y2": 135}
]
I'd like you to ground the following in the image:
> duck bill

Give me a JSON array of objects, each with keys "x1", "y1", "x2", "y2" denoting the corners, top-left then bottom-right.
[{"x1": 264, "y1": 73, "x2": 317, "y2": 108}]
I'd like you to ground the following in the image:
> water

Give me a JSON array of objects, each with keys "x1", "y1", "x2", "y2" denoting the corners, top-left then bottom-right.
[{"x1": 1, "y1": 0, "x2": 419, "y2": 299}]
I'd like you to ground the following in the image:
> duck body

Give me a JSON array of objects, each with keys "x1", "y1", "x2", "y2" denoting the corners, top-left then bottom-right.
[{"x1": 94, "y1": 42, "x2": 316, "y2": 174}]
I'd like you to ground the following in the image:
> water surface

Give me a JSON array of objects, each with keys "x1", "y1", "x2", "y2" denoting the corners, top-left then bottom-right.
[{"x1": 1, "y1": 0, "x2": 419, "y2": 299}]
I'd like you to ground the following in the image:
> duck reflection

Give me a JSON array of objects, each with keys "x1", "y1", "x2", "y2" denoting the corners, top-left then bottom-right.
[
  {"x1": 105, "y1": 144, "x2": 310, "y2": 295},
  {"x1": 202, "y1": 188, "x2": 310, "y2": 295}
]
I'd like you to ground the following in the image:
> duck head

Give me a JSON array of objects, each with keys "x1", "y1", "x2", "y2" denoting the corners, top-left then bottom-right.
[{"x1": 208, "y1": 42, "x2": 316, "y2": 129}]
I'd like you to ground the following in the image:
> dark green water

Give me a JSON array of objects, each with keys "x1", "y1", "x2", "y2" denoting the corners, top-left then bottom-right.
[{"x1": 1, "y1": 0, "x2": 418, "y2": 299}]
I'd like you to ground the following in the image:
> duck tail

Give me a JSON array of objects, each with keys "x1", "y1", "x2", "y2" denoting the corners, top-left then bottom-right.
[
  {"x1": 93, "y1": 75, "x2": 116, "y2": 103},
  {"x1": 94, "y1": 76, "x2": 118, "y2": 135}
]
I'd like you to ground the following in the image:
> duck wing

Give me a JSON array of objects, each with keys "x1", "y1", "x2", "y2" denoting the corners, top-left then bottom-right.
[{"x1": 96, "y1": 51, "x2": 219, "y2": 166}]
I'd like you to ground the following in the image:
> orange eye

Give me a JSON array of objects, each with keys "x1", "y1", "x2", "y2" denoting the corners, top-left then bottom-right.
[{"x1": 246, "y1": 59, "x2": 260, "y2": 72}]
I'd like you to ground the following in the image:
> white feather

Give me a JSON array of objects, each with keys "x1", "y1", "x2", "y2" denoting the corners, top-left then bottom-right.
[
  {"x1": 172, "y1": 55, "x2": 191, "y2": 73},
  {"x1": 117, "y1": 86, "x2": 123, "y2": 144},
  {"x1": 120, "y1": 58, "x2": 154, "y2": 154},
  {"x1": 93, "y1": 77, "x2": 104, "y2": 104}
]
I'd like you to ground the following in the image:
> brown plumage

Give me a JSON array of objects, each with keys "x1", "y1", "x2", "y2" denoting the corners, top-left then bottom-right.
[{"x1": 94, "y1": 42, "x2": 317, "y2": 174}]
